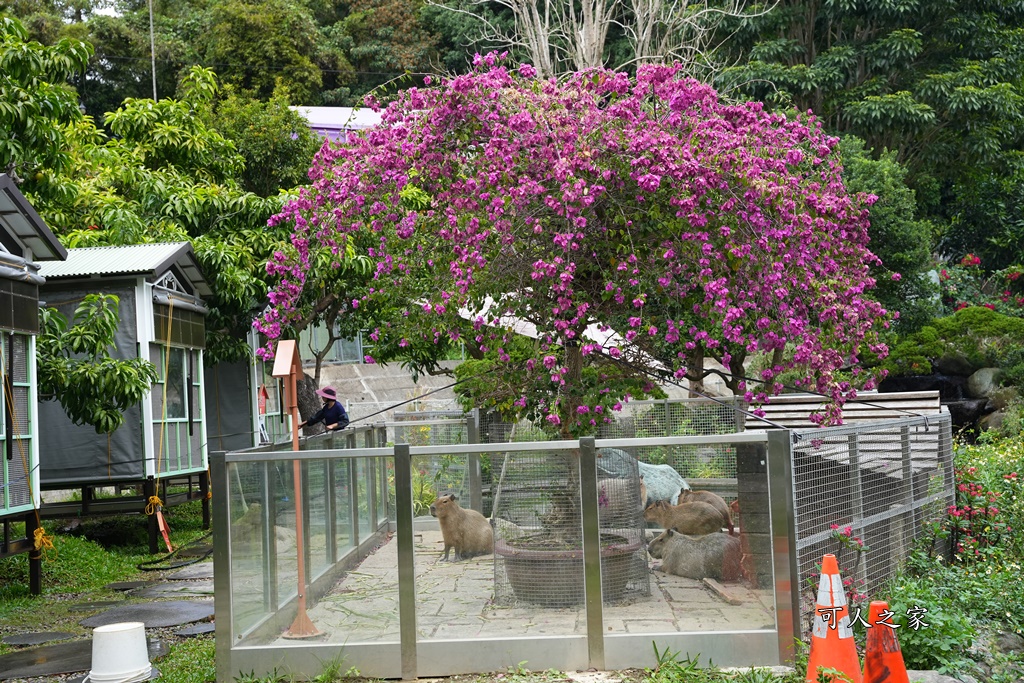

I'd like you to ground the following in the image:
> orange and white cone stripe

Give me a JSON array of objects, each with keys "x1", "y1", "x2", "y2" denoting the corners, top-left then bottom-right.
[
  {"x1": 805, "y1": 554, "x2": 862, "y2": 683},
  {"x1": 812, "y1": 569, "x2": 854, "y2": 639}
]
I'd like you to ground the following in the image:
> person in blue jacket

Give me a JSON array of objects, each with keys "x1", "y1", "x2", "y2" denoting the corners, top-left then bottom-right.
[{"x1": 299, "y1": 386, "x2": 350, "y2": 432}]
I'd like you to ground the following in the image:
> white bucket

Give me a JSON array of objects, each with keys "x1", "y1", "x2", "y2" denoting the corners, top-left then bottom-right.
[{"x1": 86, "y1": 622, "x2": 152, "y2": 683}]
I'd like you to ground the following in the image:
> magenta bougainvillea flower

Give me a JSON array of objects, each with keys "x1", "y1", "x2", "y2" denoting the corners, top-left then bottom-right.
[{"x1": 257, "y1": 55, "x2": 891, "y2": 430}]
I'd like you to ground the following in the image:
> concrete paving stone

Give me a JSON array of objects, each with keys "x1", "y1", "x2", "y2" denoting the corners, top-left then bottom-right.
[
  {"x1": 79, "y1": 600, "x2": 214, "y2": 628},
  {"x1": 167, "y1": 562, "x2": 214, "y2": 580},
  {"x1": 427, "y1": 621, "x2": 486, "y2": 638},
  {"x1": 661, "y1": 586, "x2": 713, "y2": 602},
  {"x1": 133, "y1": 579, "x2": 215, "y2": 598},
  {"x1": 622, "y1": 619, "x2": 679, "y2": 633},
  {"x1": 0, "y1": 639, "x2": 167, "y2": 680},
  {"x1": 1, "y1": 631, "x2": 75, "y2": 646}
]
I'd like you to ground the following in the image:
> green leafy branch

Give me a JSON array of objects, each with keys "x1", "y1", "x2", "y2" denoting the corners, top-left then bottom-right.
[{"x1": 37, "y1": 294, "x2": 158, "y2": 434}]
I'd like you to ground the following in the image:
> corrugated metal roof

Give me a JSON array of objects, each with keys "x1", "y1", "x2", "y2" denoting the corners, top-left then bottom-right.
[
  {"x1": 38, "y1": 242, "x2": 212, "y2": 297},
  {"x1": 0, "y1": 174, "x2": 67, "y2": 262}
]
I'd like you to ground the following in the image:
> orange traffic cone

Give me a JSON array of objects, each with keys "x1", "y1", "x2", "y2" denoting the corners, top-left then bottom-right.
[
  {"x1": 805, "y1": 554, "x2": 862, "y2": 683},
  {"x1": 862, "y1": 600, "x2": 909, "y2": 683}
]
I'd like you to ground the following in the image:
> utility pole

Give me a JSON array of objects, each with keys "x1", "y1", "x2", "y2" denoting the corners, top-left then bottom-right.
[{"x1": 148, "y1": 0, "x2": 158, "y2": 100}]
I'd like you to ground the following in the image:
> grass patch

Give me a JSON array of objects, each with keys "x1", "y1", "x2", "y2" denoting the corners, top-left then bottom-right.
[{"x1": 159, "y1": 637, "x2": 217, "y2": 683}]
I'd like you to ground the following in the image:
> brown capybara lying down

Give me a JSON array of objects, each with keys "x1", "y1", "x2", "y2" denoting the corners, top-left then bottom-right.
[
  {"x1": 648, "y1": 528, "x2": 741, "y2": 581},
  {"x1": 676, "y1": 488, "x2": 734, "y2": 535},
  {"x1": 429, "y1": 493, "x2": 493, "y2": 561},
  {"x1": 643, "y1": 499, "x2": 723, "y2": 536}
]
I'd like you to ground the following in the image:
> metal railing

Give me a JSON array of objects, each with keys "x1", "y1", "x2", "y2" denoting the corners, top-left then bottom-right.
[
  {"x1": 211, "y1": 408, "x2": 954, "y2": 680},
  {"x1": 212, "y1": 429, "x2": 794, "y2": 680}
]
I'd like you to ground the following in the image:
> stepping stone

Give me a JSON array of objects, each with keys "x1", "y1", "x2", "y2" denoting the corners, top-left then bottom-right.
[
  {"x1": 175, "y1": 622, "x2": 215, "y2": 637},
  {"x1": 133, "y1": 580, "x2": 214, "y2": 598},
  {"x1": 68, "y1": 600, "x2": 122, "y2": 612},
  {"x1": 176, "y1": 544, "x2": 213, "y2": 558},
  {"x1": 79, "y1": 600, "x2": 214, "y2": 628},
  {"x1": 167, "y1": 562, "x2": 213, "y2": 580},
  {"x1": 1, "y1": 631, "x2": 75, "y2": 646},
  {"x1": 106, "y1": 580, "x2": 159, "y2": 591},
  {"x1": 0, "y1": 638, "x2": 167, "y2": 680}
]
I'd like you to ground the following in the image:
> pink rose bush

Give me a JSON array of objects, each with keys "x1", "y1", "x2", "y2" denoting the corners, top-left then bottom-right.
[{"x1": 257, "y1": 55, "x2": 891, "y2": 431}]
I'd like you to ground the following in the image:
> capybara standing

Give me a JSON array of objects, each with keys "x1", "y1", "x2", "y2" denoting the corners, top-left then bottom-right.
[
  {"x1": 643, "y1": 499, "x2": 723, "y2": 535},
  {"x1": 647, "y1": 528, "x2": 741, "y2": 581},
  {"x1": 676, "y1": 489, "x2": 734, "y2": 535},
  {"x1": 429, "y1": 493, "x2": 494, "y2": 561}
]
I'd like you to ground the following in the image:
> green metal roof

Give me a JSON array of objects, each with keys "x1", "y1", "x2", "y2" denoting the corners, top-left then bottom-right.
[{"x1": 37, "y1": 242, "x2": 212, "y2": 298}]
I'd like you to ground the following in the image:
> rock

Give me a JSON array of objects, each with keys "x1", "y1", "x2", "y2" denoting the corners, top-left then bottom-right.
[
  {"x1": 880, "y1": 374, "x2": 968, "y2": 401},
  {"x1": 946, "y1": 399, "x2": 990, "y2": 428},
  {"x1": 934, "y1": 354, "x2": 977, "y2": 377},
  {"x1": 979, "y1": 411, "x2": 1004, "y2": 432},
  {"x1": 967, "y1": 367, "x2": 1002, "y2": 399},
  {"x1": 987, "y1": 386, "x2": 1019, "y2": 411},
  {"x1": 596, "y1": 448, "x2": 688, "y2": 502},
  {"x1": 994, "y1": 630, "x2": 1024, "y2": 654}
]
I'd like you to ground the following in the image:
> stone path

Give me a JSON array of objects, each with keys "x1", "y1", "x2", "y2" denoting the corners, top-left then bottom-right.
[
  {"x1": 0, "y1": 560, "x2": 215, "y2": 681},
  {"x1": 265, "y1": 529, "x2": 776, "y2": 645}
]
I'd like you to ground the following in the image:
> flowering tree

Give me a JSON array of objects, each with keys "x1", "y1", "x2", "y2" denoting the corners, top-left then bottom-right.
[{"x1": 258, "y1": 55, "x2": 892, "y2": 432}]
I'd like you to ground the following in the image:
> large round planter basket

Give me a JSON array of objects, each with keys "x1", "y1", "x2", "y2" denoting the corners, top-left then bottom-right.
[{"x1": 495, "y1": 532, "x2": 644, "y2": 607}]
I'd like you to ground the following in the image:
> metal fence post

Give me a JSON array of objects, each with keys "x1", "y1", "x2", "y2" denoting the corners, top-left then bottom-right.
[
  {"x1": 394, "y1": 444, "x2": 417, "y2": 679},
  {"x1": 210, "y1": 451, "x2": 234, "y2": 683},
  {"x1": 766, "y1": 431, "x2": 800, "y2": 665},
  {"x1": 468, "y1": 409, "x2": 483, "y2": 514},
  {"x1": 900, "y1": 426, "x2": 915, "y2": 552},
  {"x1": 847, "y1": 433, "x2": 868, "y2": 591},
  {"x1": 579, "y1": 436, "x2": 605, "y2": 670}
]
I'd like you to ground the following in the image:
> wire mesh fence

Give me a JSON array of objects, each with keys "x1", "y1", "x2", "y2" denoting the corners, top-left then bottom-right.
[
  {"x1": 490, "y1": 446, "x2": 650, "y2": 606},
  {"x1": 789, "y1": 414, "x2": 954, "y2": 628}
]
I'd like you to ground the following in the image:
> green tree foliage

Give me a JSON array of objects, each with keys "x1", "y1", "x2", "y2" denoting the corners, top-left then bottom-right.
[
  {"x1": 716, "y1": 0, "x2": 1024, "y2": 271},
  {"x1": 37, "y1": 294, "x2": 159, "y2": 434},
  {"x1": 877, "y1": 306, "x2": 1024, "y2": 381},
  {"x1": 12, "y1": 61, "x2": 293, "y2": 362},
  {"x1": 0, "y1": 14, "x2": 91, "y2": 179},
  {"x1": 209, "y1": 87, "x2": 322, "y2": 196},
  {"x1": 839, "y1": 136, "x2": 937, "y2": 331},
  {"x1": 203, "y1": 0, "x2": 324, "y2": 102}
]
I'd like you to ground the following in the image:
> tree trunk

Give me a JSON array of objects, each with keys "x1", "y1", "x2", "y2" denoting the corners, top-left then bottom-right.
[{"x1": 297, "y1": 373, "x2": 322, "y2": 436}]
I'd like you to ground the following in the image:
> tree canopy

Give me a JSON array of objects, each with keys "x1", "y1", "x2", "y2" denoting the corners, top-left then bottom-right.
[{"x1": 259, "y1": 57, "x2": 892, "y2": 431}]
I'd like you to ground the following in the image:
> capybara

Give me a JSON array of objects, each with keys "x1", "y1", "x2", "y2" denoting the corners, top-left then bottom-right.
[
  {"x1": 676, "y1": 489, "x2": 734, "y2": 535},
  {"x1": 643, "y1": 499, "x2": 723, "y2": 535},
  {"x1": 429, "y1": 493, "x2": 494, "y2": 561},
  {"x1": 647, "y1": 528, "x2": 741, "y2": 581},
  {"x1": 598, "y1": 477, "x2": 644, "y2": 527}
]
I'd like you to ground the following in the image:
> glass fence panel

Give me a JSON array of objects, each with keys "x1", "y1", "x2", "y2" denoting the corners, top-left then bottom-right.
[
  {"x1": 228, "y1": 460, "x2": 273, "y2": 636},
  {"x1": 306, "y1": 459, "x2": 331, "y2": 580},
  {"x1": 333, "y1": 459, "x2": 353, "y2": 554},
  {"x1": 599, "y1": 440, "x2": 777, "y2": 637},
  {"x1": 273, "y1": 460, "x2": 300, "y2": 610},
  {"x1": 356, "y1": 458, "x2": 373, "y2": 538},
  {"x1": 288, "y1": 454, "x2": 400, "y2": 647},
  {"x1": 376, "y1": 458, "x2": 388, "y2": 524}
]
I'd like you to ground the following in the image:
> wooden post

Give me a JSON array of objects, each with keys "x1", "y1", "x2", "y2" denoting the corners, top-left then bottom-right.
[{"x1": 272, "y1": 340, "x2": 322, "y2": 639}]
